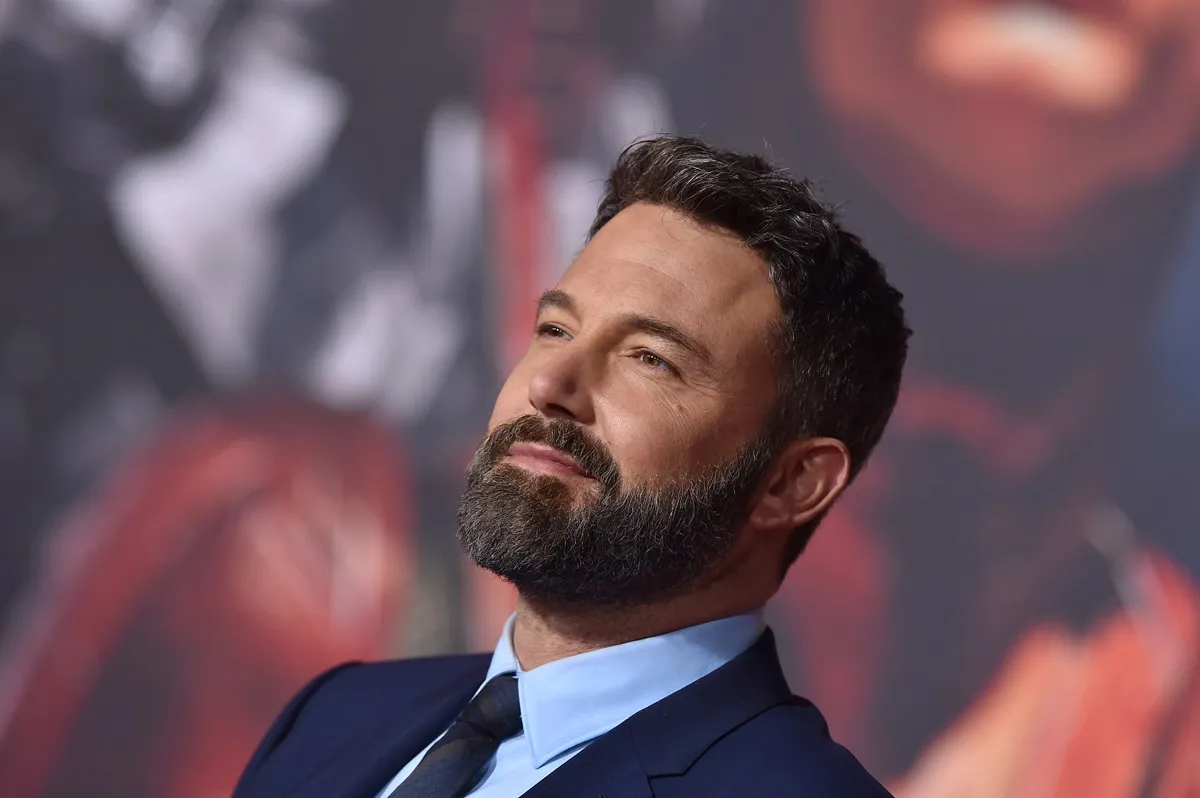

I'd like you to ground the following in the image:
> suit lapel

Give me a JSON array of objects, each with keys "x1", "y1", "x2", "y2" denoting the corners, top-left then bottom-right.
[
  {"x1": 280, "y1": 662, "x2": 488, "y2": 798},
  {"x1": 522, "y1": 726, "x2": 653, "y2": 798},
  {"x1": 627, "y1": 629, "x2": 793, "y2": 777},
  {"x1": 523, "y1": 629, "x2": 792, "y2": 796}
]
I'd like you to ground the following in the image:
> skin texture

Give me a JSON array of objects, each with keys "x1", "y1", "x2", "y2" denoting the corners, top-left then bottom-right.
[{"x1": 480, "y1": 201, "x2": 851, "y2": 670}]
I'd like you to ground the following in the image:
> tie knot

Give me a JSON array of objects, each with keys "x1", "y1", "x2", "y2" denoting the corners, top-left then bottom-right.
[
  {"x1": 384, "y1": 672, "x2": 524, "y2": 798},
  {"x1": 459, "y1": 672, "x2": 522, "y2": 741}
]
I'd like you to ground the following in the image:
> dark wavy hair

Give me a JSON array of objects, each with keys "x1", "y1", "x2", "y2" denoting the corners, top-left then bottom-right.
[{"x1": 589, "y1": 135, "x2": 911, "y2": 569}]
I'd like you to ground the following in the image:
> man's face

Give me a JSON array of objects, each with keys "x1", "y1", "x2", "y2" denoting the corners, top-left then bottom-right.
[
  {"x1": 458, "y1": 202, "x2": 783, "y2": 605},
  {"x1": 804, "y1": 0, "x2": 1200, "y2": 252}
]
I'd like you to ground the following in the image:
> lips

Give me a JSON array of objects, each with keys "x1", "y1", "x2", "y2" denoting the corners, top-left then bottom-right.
[{"x1": 504, "y1": 442, "x2": 590, "y2": 479}]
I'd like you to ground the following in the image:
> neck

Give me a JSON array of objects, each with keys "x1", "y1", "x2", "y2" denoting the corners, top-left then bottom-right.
[{"x1": 511, "y1": 591, "x2": 764, "y2": 671}]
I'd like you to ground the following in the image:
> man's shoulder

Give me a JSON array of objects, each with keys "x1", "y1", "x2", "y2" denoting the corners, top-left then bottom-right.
[
  {"x1": 233, "y1": 653, "x2": 489, "y2": 796},
  {"x1": 327, "y1": 652, "x2": 493, "y2": 691},
  {"x1": 671, "y1": 698, "x2": 891, "y2": 797},
  {"x1": 292, "y1": 652, "x2": 492, "y2": 725}
]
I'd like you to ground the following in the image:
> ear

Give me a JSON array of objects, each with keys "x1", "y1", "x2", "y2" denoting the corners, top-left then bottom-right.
[{"x1": 746, "y1": 437, "x2": 851, "y2": 532}]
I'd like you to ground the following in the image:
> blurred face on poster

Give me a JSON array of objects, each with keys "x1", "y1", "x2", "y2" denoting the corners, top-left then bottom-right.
[{"x1": 803, "y1": 0, "x2": 1200, "y2": 254}]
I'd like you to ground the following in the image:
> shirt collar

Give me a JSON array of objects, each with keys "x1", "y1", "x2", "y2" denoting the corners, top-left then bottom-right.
[{"x1": 484, "y1": 609, "x2": 766, "y2": 767}]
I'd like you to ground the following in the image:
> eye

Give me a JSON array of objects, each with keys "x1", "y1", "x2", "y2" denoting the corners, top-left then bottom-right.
[
  {"x1": 536, "y1": 323, "x2": 572, "y2": 340},
  {"x1": 634, "y1": 349, "x2": 678, "y2": 375}
]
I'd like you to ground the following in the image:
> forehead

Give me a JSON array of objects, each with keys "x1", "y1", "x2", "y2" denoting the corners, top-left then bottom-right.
[{"x1": 555, "y1": 203, "x2": 781, "y2": 354}]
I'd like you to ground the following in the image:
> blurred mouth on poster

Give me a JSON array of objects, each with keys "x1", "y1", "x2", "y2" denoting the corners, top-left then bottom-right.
[{"x1": 918, "y1": 0, "x2": 1185, "y2": 111}]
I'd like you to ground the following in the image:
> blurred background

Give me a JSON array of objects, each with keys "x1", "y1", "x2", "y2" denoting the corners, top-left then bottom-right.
[{"x1": 1, "y1": 0, "x2": 1198, "y2": 796}]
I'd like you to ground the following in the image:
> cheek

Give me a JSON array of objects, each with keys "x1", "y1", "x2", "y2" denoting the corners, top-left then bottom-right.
[
  {"x1": 601, "y1": 383, "x2": 770, "y2": 485},
  {"x1": 600, "y1": 399, "x2": 712, "y2": 484}
]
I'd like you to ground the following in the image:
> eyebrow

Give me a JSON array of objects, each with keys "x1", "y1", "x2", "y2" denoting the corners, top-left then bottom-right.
[
  {"x1": 535, "y1": 289, "x2": 715, "y2": 369},
  {"x1": 537, "y1": 289, "x2": 576, "y2": 317}
]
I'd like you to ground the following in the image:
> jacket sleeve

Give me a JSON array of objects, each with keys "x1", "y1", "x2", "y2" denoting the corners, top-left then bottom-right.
[{"x1": 232, "y1": 662, "x2": 362, "y2": 797}]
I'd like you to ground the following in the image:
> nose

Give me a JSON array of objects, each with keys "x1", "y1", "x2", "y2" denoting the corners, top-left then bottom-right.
[{"x1": 527, "y1": 346, "x2": 595, "y2": 424}]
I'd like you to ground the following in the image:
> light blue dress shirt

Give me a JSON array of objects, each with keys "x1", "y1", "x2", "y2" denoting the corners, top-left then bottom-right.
[{"x1": 375, "y1": 609, "x2": 765, "y2": 798}]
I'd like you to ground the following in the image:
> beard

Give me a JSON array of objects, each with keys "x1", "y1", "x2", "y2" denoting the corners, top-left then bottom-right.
[{"x1": 457, "y1": 415, "x2": 778, "y2": 607}]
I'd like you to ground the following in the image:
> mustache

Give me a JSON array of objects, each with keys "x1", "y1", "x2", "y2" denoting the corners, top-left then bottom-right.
[{"x1": 478, "y1": 416, "x2": 621, "y2": 488}]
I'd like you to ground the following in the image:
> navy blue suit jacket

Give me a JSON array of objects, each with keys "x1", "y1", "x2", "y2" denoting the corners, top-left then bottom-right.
[{"x1": 233, "y1": 629, "x2": 891, "y2": 797}]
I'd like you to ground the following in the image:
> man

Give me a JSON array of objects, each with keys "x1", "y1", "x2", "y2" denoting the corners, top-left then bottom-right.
[{"x1": 232, "y1": 135, "x2": 910, "y2": 798}]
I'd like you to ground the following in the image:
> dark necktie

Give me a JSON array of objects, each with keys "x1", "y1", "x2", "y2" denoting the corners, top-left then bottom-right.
[{"x1": 386, "y1": 672, "x2": 523, "y2": 798}]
